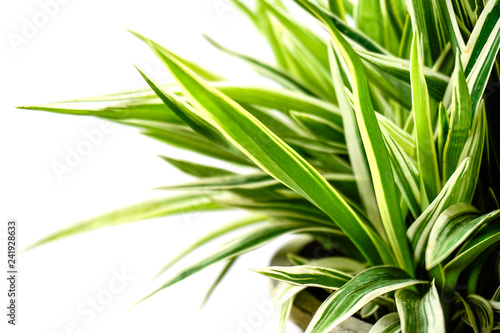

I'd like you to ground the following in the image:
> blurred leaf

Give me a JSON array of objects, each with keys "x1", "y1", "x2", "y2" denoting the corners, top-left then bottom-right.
[
  {"x1": 154, "y1": 214, "x2": 266, "y2": 278},
  {"x1": 200, "y1": 257, "x2": 238, "y2": 308},
  {"x1": 369, "y1": 312, "x2": 401, "y2": 333},
  {"x1": 25, "y1": 194, "x2": 221, "y2": 251},
  {"x1": 459, "y1": 294, "x2": 495, "y2": 333},
  {"x1": 139, "y1": 223, "x2": 337, "y2": 304}
]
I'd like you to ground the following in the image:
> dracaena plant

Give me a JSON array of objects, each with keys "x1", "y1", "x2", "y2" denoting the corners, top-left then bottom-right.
[{"x1": 21, "y1": 0, "x2": 500, "y2": 332}]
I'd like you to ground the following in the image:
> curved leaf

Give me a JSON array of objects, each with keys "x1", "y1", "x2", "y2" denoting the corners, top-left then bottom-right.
[
  {"x1": 459, "y1": 294, "x2": 495, "y2": 333},
  {"x1": 369, "y1": 313, "x2": 401, "y2": 333},
  {"x1": 297, "y1": 0, "x2": 413, "y2": 275},
  {"x1": 427, "y1": 204, "x2": 500, "y2": 270},
  {"x1": 305, "y1": 266, "x2": 425, "y2": 333},
  {"x1": 395, "y1": 281, "x2": 445, "y2": 333},
  {"x1": 136, "y1": 33, "x2": 392, "y2": 266}
]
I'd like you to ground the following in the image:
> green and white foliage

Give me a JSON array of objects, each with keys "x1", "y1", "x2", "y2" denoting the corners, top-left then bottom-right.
[{"x1": 22, "y1": 0, "x2": 500, "y2": 331}]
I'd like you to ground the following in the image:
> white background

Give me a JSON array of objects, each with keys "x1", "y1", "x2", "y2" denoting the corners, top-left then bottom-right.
[{"x1": 0, "y1": 0, "x2": 302, "y2": 332}]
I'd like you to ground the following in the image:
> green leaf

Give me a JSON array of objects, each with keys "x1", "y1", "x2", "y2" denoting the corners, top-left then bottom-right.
[
  {"x1": 463, "y1": 0, "x2": 500, "y2": 113},
  {"x1": 357, "y1": 50, "x2": 450, "y2": 101},
  {"x1": 377, "y1": 113, "x2": 416, "y2": 159},
  {"x1": 395, "y1": 281, "x2": 445, "y2": 333},
  {"x1": 369, "y1": 312, "x2": 401, "y2": 333},
  {"x1": 491, "y1": 300, "x2": 500, "y2": 330},
  {"x1": 135, "y1": 69, "x2": 241, "y2": 155},
  {"x1": 405, "y1": 0, "x2": 444, "y2": 63},
  {"x1": 159, "y1": 156, "x2": 235, "y2": 178},
  {"x1": 455, "y1": 102, "x2": 486, "y2": 204},
  {"x1": 18, "y1": 99, "x2": 183, "y2": 123},
  {"x1": 426, "y1": 204, "x2": 500, "y2": 270},
  {"x1": 443, "y1": 53, "x2": 473, "y2": 180},
  {"x1": 154, "y1": 214, "x2": 267, "y2": 278},
  {"x1": 294, "y1": 0, "x2": 387, "y2": 54},
  {"x1": 215, "y1": 85, "x2": 342, "y2": 124},
  {"x1": 253, "y1": 265, "x2": 352, "y2": 289},
  {"x1": 410, "y1": 34, "x2": 440, "y2": 206},
  {"x1": 459, "y1": 295, "x2": 495, "y2": 333},
  {"x1": 355, "y1": 0, "x2": 384, "y2": 44},
  {"x1": 301, "y1": 256, "x2": 368, "y2": 275},
  {"x1": 212, "y1": 195, "x2": 336, "y2": 227},
  {"x1": 329, "y1": 44, "x2": 383, "y2": 236},
  {"x1": 205, "y1": 36, "x2": 317, "y2": 96},
  {"x1": 139, "y1": 223, "x2": 336, "y2": 304},
  {"x1": 200, "y1": 257, "x2": 237, "y2": 308},
  {"x1": 462, "y1": 0, "x2": 500, "y2": 76},
  {"x1": 444, "y1": 217, "x2": 500, "y2": 288},
  {"x1": 277, "y1": 295, "x2": 295, "y2": 333},
  {"x1": 328, "y1": 0, "x2": 346, "y2": 20},
  {"x1": 158, "y1": 172, "x2": 281, "y2": 192},
  {"x1": 135, "y1": 121, "x2": 253, "y2": 166},
  {"x1": 380, "y1": 0, "x2": 401, "y2": 55},
  {"x1": 283, "y1": 135, "x2": 347, "y2": 154},
  {"x1": 433, "y1": 0, "x2": 466, "y2": 52},
  {"x1": 128, "y1": 30, "x2": 223, "y2": 81},
  {"x1": 383, "y1": 134, "x2": 421, "y2": 219},
  {"x1": 24, "y1": 194, "x2": 221, "y2": 251},
  {"x1": 137, "y1": 32, "x2": 391, "y2": 266},
  {"x1": 259, "y1": 0, "x2": 329, "y2": 69},
  {"x1": 437, "y1": 103, "x2": 449, "y2": 167},
  {"x1": 290, "y1": 111, "x2": 345, "y2": 143},
  {"x1": 408, "y1": 158, "x2": 470, "y2": 265},
  {"x1": 297, "y1": 0, "x2": 413, "y2": 275},
  {"x1": 304, "y1": 266, "x2": 425, "y2": 333},
  {"x1": 53, "y1": 83, "x2": 344, "y2": 128},
  {"x1": 272, "y1": 280, "x2": 306, "y2": 305}
]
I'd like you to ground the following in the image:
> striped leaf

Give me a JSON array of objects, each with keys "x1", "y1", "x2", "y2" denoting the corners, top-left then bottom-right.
[
  {"x1": 25, "y1": 194, "x2": 221, "y2": 251},
  {"x1": 357, "y1": 49, "x2": 450, "y2": 101},
  {"x1": 329, "y1": 42, "x2": 383, "y2": 235},
  {"x1": 444, "y1": 217, "x2": 500, "y2": 288},
  {"x1": 253, "y1": 265, "x2": 352, "y2": 289},
  {"x1": 410, "y1": 34, "x2": 440, "y2": 206},
  {"x1": 304, "y1": 266, "x2": 425, "y2": 333},
  {"x1": 369, "y1": 313, "x2": 401, "y2": 333},
  {"x1": 443, "y1": 53, "x2": 473, "y2": 180},
  {"x1": 408, "y1": 158, "x2": 470, "y2": 265},
  {"x1": 459, "y1": 295, "x2": 495, "y2": 333},
  {"x1": 395, "y1": 281, "x2": 445, "y2": 333},
  {"x1": 136, "y1": 33, "x2": 392, "y2": 265},
  {"x1": 426, "y1": 204, "x2": 500, "y2": 270},
  {"x1": 139, "y1": 223, "x2": 335, "y2": 303},
  {"x1": 296, "y1": 0, "x2": 413, "y2": 276},
  {"x1": 463, "y1": 0, "x2": 500, "y2": 113}
]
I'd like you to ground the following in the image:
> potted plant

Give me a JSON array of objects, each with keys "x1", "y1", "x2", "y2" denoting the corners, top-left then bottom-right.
[{"x1": 21, "y1": 0, "x2": 500, "y2": 332}]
